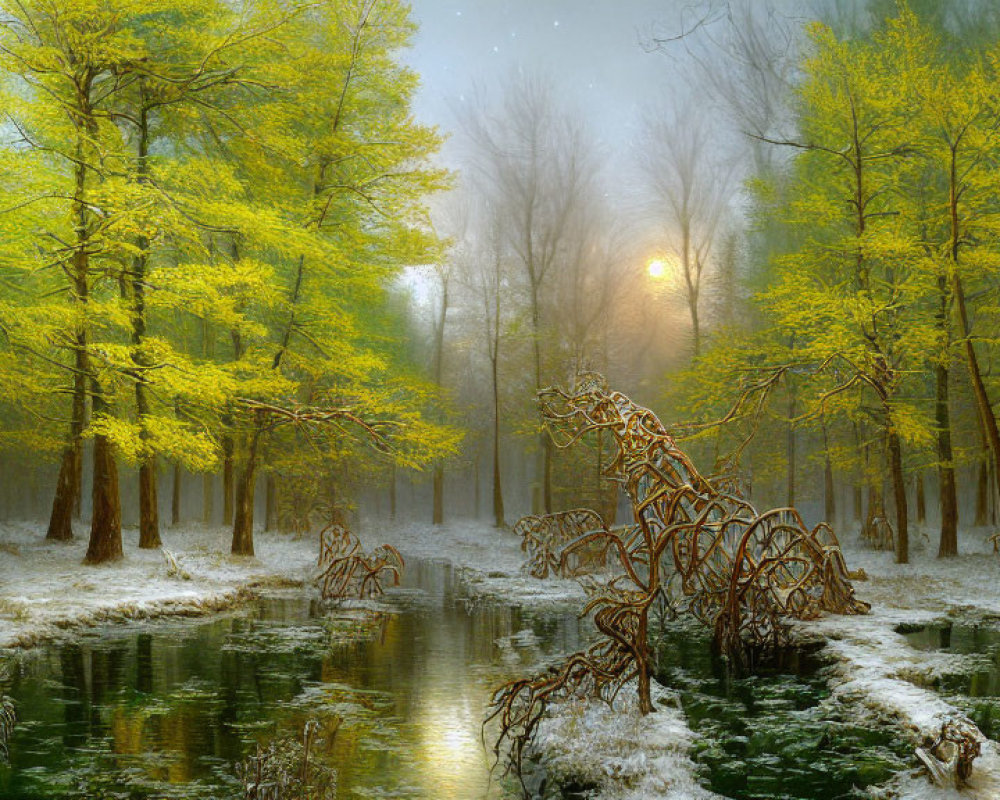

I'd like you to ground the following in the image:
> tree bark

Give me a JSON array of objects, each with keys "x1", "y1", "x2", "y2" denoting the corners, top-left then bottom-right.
[
  {"x1": 231, "y1": 426, "x2": 261, "y2": 556},
  {"x1": 491, "y1": 346, "x2": 505, "y2": 528},
  {"x1": 48, "y1": 442, "x2": 80, "y2": 542},
  {"x1": 432, "y1": 463, "x2": 444, "y2": 525},
  {"x1": 936, "y1": 359, "x2": 958, "y2": 556},
  {"x1": 85, "y1": 391, "x2": 122, "y2": 564},
  {"x1": 132, "y1": 95, "x2": 160, "y2": 550},
  {"x1": 171, "y1": 462, "x2": 181, "y2": 526},
  {"x1": 786, "y1": 383, "x2": 796, "y2": 507},
  {"x1": 823, "y1": 425, "x2": 836, "y2": 524},
  {"x1": 48, "y1": 115, "x2": 92, "y2": 541},
  {"x1": 948, "y1": 132, "x2": 1000, "y2": 523},
  {"x1": 976, "y1": 459, "x2": 989, "y2": 527},
  {"x1": 138, "y1": 460, "x2": 160, "y2": 547},
  {"x1": 887, "y1": 431, "x2": 908, "y2": 564},
  {"x1": 222, "y1": 434, "x2": 234, "y2": 526}
]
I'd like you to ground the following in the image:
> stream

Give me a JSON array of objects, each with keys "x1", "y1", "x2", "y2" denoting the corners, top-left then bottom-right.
[
  {"x1": 0, "y1": 560, "x2": 586, "y2": 799},
  {"x1": 0, "y1": 557, "x2": 919, "y2": 800}
]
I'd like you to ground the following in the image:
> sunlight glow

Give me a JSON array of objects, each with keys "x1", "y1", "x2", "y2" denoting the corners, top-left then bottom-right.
[{"x1": 647, "y1": 258, "x2": 668, "y2": 279}]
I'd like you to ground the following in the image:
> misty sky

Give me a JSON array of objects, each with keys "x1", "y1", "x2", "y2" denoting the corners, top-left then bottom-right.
[{"x1": 403, "y1": 0, "x2": 696, "y2": 163}]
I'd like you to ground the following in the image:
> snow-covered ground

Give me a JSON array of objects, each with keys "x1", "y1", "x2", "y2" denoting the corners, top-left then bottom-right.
[
  {"x1": 4, "y1": 515, "x2": 1000, "y2": 799},
  {"x1": 0, "y1": 521, "x2": 315, "y2": 649},
  {"x1": 534, "y1": 680, "x2": 722, "y2": 800},
  {"x1": 793, "y1": 527, "x2": 1000, "y2": 800}
]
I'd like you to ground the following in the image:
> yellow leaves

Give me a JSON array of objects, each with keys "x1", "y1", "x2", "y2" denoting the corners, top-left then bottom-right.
[
  {"x1": 89, "y1": 412, "x2": 219, "y2": 471},
  {"x1": 887, "y1": 401, "x2": 935, "y2": 448},
  {"x1": 148, "y1": 259, "x2": 279, "y2": 335}
]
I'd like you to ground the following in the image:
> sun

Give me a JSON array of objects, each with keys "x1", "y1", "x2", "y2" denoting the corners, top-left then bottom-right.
[{"x1": 647, "y1": 258, "x2": 668, "y2": 278}]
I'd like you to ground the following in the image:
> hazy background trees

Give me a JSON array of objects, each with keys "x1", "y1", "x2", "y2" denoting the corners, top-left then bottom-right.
[{"x1": 3, "y1": 0, "x2": 1000, "y2": 570}]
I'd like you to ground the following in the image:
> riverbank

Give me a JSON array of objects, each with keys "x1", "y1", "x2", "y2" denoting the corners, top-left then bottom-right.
[
  {"x1": 0, "y1": 521, "x2": 315, "y2": 650},
  {"x1": 795, "y1": 526, "x2": 1000, "y2": 800},
  {"x1": 4, "y1": 517, "x2": 1000, "y2": 799}
]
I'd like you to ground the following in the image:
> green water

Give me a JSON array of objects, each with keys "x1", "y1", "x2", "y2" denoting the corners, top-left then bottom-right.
[
  {"x1": 0, "y1": 560, "x2": 586, "y2": 799},
  {"x1": 899, "y1": 621, "x2": 1000, "y2": 741},
  {"x1": 0, "y1": 559, "x2": 922, "y2": 800},
  {"x1": 654, "y1": 622, "x2": 911, "y2": 800}
]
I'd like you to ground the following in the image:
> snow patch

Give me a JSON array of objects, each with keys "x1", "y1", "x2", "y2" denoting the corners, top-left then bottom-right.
[
  {"x1": 794, "y1": 526, "x2": 1000, "y2": 799},
  {"x1": 0, "y1": 522, "x2": 315, "y2": 650},
  {"x1": 533, "y1": 679, "x2": 721, "y2": 799}
]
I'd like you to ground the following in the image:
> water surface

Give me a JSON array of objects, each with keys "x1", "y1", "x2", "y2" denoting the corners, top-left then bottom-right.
[
  {"x1": 899, "y1": 620, "x2": 1000, "y2": 740},
  {"x1": 0, "y1": 559, "x2": 586, "y2": 799},
  {"x1": 654, "y1": 621, "x2": 911, "y2": 800}
]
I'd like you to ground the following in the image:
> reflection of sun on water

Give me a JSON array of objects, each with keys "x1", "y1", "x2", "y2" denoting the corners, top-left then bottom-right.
[
  {"x1": 440, "y1": 723, "x2": 472, "y2": 755},
  {"x1": 419, "y1": 704, "x2": 487, "y2": 796}
]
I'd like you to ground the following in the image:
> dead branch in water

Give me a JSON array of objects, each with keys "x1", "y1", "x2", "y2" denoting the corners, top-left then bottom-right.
[{"x1": 316, "y1": 522, "x2": 403, "y2": 601}]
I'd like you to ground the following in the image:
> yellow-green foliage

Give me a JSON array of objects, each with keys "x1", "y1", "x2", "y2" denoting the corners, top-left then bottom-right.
[{"x1": 0, "y1": 0, "x2": 457, "y2": 507}]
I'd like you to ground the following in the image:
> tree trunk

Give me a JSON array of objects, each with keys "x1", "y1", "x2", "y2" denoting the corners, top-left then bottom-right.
[
  {"x1": 223, "y1": 434, "x2": 234, "y2": 526},
  {"x1": 976, "y1": 458, "x2": 989, "y2": 527},
  {"x1": 432, "y1": 462, "x2": 444, "y2": 525},
  {"x1": 492, "y1": 429, "x2": 505, "y2": 529},
  {"x1": 491, "y1": 350, "x2": 505, "y2": 528},
  {"x1": 48, "y1": 447, "x2": 79, "y2": 542},
  {"x1": 138, "y1": 461, "x2": 160, "y2": 548},
  {"x1": 915, "y1": 472, "x2": 926, "y2": 525},
  {"x1": 231, "y1": 429, "x2": 260, "y2": 557},
  {"x1": 853, "y1": 423, "x2": 863, "y2": 523},
  {"x1": 887, "y1": 431, "x2": 908, "y2": 564},
  {"x1": 171, "y1": 462, "x2": 181, "y2": 526},
  {"x1": 132, "y1": 98, "x2": 160, "y2": 551},
  {"x1": 936, "y1": 359, "x2": 958, "y2": 556},
  {"x1": 786, "y1": 386, "x2": 796, "y2": 507},
  {"x1": 231, "y1": 463, "x2": 256, "y2": 556},
  {"x1": 529, "y1": 284, "x2": 551, "y2": 514},
  {"x1": 85, "y1": 394, "x2": 122, "y2": 565},
  {"x1": 823, "y1": 438, "x2": 836, "y2": 524},
  {"x1": 203, "y1": 473, "x2": 214, "y2": 525},
  {"x1": 48, "y1": 135, "x2": 91, "y2": 541},
  {"x1": 952, "y1": 214, "x2": 1000, "y2": 520}
]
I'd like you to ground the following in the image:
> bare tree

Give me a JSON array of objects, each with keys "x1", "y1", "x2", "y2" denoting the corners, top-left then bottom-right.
[
  {"x1": 640, "y1": 102, "x2": 734, "y2": 359},
  {"x1": 458, "y1": 206, "x2": 510, "y2": 528},
  {"x1": 463, "y1": 73, "x2": 596, "y2": 513}
]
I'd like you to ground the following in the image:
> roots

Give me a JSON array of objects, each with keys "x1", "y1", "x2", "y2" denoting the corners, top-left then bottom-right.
[
  {"x1": 316, "y1": 523, "x2": 403, "y2": 601},
  {"x1": 488, "y1": 372, "x2": 871, "y2": 780}
]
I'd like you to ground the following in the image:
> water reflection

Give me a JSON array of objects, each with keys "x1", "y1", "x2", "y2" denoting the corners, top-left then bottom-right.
[
  {"x1": 654, "y1": 621, "x2": 910, "y2": 799},
  {"x1": 0, "y1": 559, "x2": 586, "y2": 799},
  {"x1": 899, "y1": 621, "x2": 1000, "y2": 738}
]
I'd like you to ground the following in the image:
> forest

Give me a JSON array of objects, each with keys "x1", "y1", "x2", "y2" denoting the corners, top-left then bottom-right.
[{"x1": 2, "y1": 0, "x2": 1000, "y2": 799}]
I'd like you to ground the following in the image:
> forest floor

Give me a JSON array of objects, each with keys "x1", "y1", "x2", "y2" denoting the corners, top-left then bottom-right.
[
  {"x1": 0, "y1": 521, "x2": 315, "y2": 649},
  {"x1": 2, "y1": 517, "x2": 1000, "y2": 798}
]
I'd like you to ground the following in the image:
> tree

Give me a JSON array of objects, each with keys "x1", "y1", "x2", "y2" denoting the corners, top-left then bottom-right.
[
  {"x1": 754, "y1": 11, "x2": 941, "y2": 564},
  {"x1": 641, "y1": 102, "x2": 734, "y2": 360},
  {"x1": 208, "y1": 0, "x2": 452, "y2": 555},
  {"x1": 464, "y1": 74, "x2": 595, "y2": 514}
]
